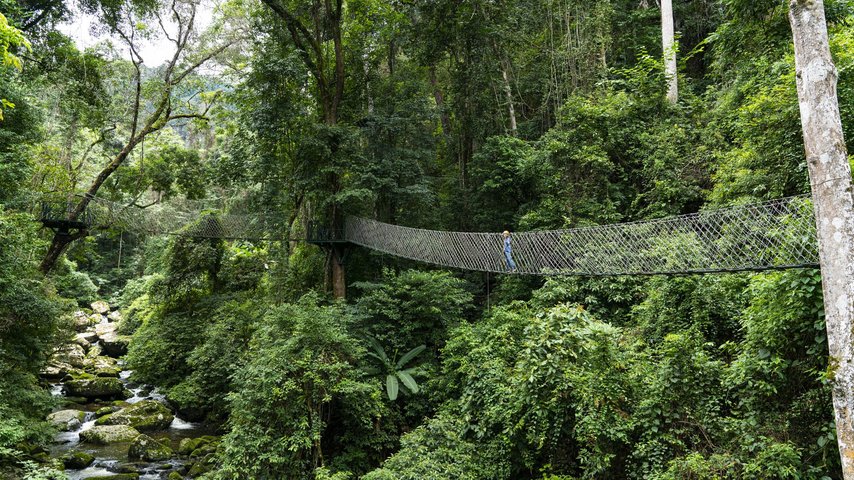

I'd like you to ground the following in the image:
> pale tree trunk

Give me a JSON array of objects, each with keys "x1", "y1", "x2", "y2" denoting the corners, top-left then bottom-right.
[
  {"x1": 789, "y1": 1, "x2": 854, "y2": 476},
  {"x1": 660, "y1": 0, "x2": 678, "y2": 104},
  {"x1": 500, "y1": 62, "x2": 518, "y2": 136}
]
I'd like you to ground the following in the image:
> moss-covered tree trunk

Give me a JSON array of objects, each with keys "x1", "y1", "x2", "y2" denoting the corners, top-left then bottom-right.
[{"x1": 789, "y1": 0, "x2": 854, "y2": 476}]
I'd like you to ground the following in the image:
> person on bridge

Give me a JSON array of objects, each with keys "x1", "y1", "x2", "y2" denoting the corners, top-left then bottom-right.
[{"x1": 503, "y1": 230, "x2": 517, "y2": 272}]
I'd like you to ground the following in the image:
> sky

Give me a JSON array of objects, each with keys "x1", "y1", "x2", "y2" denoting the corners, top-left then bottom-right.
[{"x1": 57, "y1": 1, "x2": 215, "y2": 66}]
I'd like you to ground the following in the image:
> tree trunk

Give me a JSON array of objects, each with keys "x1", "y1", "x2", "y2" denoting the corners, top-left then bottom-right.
[
  {"x1": 661, "y1": 0, "x2": 678, "y2": 104},
  {"x1": 501, "y1": 67, "x2": 517, "y2": 136},
  {"x1": 789, "y1": 1, "x2": 854, "y2": 476},
  {"x1": 429, "y1": 65, "x2": 451, "y2": 135}
]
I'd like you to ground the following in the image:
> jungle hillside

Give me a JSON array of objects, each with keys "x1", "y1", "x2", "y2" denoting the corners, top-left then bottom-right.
[{"x1": 2, "y1": 0, "x2": 854, "y2": 479}]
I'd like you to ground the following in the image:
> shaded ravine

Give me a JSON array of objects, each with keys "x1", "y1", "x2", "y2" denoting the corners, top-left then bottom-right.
[{"x1": 43, "y1": 302, "x2": 217, "y2": 480}]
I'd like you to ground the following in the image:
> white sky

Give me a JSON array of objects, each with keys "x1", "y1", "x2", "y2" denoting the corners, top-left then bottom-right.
[{"x1": 57, "y1": 1, "x2": 215, "y2": 66}]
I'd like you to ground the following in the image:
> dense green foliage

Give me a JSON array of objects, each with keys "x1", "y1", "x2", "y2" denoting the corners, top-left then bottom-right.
[{"x1": 2, "y1": 0, "x2": 854, "y2": 478}]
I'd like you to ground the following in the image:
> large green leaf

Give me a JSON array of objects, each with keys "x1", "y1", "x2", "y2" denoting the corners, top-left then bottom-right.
[
  {"x1": 397, "y1": 370, "x2": 419, "y2": 394},
  {"x1": 367, "y1": 337, "x2": 389, "y2": 364},
  {"x1": 386, "y1": 374, "x2": 399, "y2": 400},
  {"x1": 395, "y1": 344, "x2": 426, "y2": 369}
]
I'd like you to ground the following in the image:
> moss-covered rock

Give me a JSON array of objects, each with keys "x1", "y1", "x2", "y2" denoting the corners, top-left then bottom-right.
[
  {"x1": 66, "y1": 376, "x2": 125, "y2": 399},
  {"x1": 177, "y1": 435, "x2": 220, "y2": 457},
  {"x1": 96, "y1": 406, "x2": 119, "y2": 417},
  {"x1": 167, "y1": 472, "x2": 183, "y2": 480},
  {"x1": 96, "y1": 400, "x2": 174, "y2": 431},
  {"x1": 47, "y1": 409, "x2": 86, "y2": 431},
  {"x1": 91, "y1": 300, "x2": 111, "y2": 314},
  {"x1": 128, "y1": 434, "x2": 174, "y2": 462},
  {"x1": 61, "y1": 451, "x2": 95, "y2": 469},
  {"x1": 79, "y1": 425, "x2": 140, "y2": 444}
]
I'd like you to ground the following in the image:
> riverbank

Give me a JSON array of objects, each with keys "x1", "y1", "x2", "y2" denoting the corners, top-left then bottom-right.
[{"x1": 41, "y1": 301, "x2": 218, "y2": 480}]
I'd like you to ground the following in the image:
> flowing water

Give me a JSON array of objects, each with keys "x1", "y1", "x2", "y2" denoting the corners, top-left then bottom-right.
[{"x1": 49, "y1": 360, "x2": 214, "y2": 479}]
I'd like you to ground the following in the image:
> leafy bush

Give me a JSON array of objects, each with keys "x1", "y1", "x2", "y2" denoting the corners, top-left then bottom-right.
[{"x1": 216, "y1": 294, "x2": 380, "y2": 478}]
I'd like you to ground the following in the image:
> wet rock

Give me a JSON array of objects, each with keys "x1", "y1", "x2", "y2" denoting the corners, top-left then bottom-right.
[
  {"x1": 177, "y1": 436, "x2": 219, "y2": 456},
  {"x1": 40, "y1": 362, "x2": 72, "y2": 380},
  {"x1": 74, "y1": 332, "x2": 97, "y2": 350},
  {"x1": 97, "y1": 400, "x2": 174, "y2": 431},
  {"x1": 187, "y1": 454, "x2": 217, "y2": 477},
  {"x1": 86, "y1": 344, "x2": 103, "y2": 359},
  {"x1": 73, "y1": 311, "x2": 95, "y2": 332},
  {"x1": 91, "y1": 300, "x2": 111, "y2": 314},
  {"x1": 61, "y1": 450, "x2": 95, "y2": 469},
  {"x1": 79, "y1": 424, "x2": 140, "y2": 444},
  {"x1": 66, "y1": 376, "x2": 125, "y2": 399},
  {"x1": 95, "y1": 323, "x2": 130, "y2": 357},
  {"x1": 52, "y1": 344, "x2": 87, "y2": 369},
  {"x1": 85, "y1": 355, "x2": 122, "y2": 377},
  {"x1": 96, "y1": 405, "x2": 119, "y2": 417},
  {"x1": 167, "y1": 471, "x2": 183, "y2": 480},
  {"x1": 108, "y1": 310, "x2": 123, "y2": 322},
  {"x1": 47, "y1": 409, "x2": 86, "y2": 431},
  {"x1": 128, "y1": 434, "x2": 174, "y2": 462},
  {"x1": 61, "y1": 396, "x2": 88, "y2": 406}
]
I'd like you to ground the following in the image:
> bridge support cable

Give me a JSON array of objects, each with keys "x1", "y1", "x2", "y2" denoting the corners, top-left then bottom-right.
[
  {"x1": 26, "y1": 194, "x2": 820, "y2": 276},
  {"x1": 345, "y1": 196, "x2": 819, "y2": 275}
]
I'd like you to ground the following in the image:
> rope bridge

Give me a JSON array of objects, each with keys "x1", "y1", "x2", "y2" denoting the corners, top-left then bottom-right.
[{"x1": 33, "y1": 195, "x2": 820, "y2": 276}]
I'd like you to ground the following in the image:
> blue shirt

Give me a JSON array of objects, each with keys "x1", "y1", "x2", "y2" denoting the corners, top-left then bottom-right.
[{"x1": 503, "y1": 237, "x2": 511, "y2": 253}]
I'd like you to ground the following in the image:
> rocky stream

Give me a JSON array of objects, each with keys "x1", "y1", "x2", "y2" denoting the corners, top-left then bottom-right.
[{"x1": 40, "y1": 301, "x2": 219, "y2": 480}]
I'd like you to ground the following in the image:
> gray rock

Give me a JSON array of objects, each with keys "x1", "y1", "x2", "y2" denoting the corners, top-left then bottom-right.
[
  {"x1": 76, "y1": 331, "x2": 99, "y2": 345},
  {"x1": 73, "y1": 311, "x2": 94, "y2": 332},
  {"x1": 128, "y1": 434, "x2": 174, "y2": 462},
  {"x1": 108, "y1": 310, "x2": 123, "y2": 322},
  {"x1": 47, "y1": 409, "x2": 86, "y2": 431},
  {"x1": 61, "y1": 450, "x2": 95, "y2": 469},
  {"x1": 66, "y1": 376, "x2": 125, "y2": 399},
  {"x1": 95, "y1": 323, "x2": 131, "y2": 357},
  {"x1": 97, "y1": 400, "x2": 174, "y2": 431},
  {"x1": 79, "y1": 424, "x2": 140, "y2": 444},
  {"x1": 91, "y1": 300, "x2": 111, "y2": 314},
  {"x1": 51, "y1": 344, "x2": 87, "y2": 368}
]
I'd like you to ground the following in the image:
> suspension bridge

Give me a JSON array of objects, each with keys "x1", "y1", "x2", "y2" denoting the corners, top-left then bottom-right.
[{"x1": 29, "y1": 194, "x2": 819, "y2": 276}]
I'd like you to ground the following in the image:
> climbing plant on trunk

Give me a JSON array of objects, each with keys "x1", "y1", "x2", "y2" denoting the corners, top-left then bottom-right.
[{"x1": 788, "y1": 0, "x2": 854, "y2": 476}]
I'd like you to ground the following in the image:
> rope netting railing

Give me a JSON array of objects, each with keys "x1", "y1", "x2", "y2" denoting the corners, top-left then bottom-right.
[
  {"x1": 18, "y1": 194, "x2": 820, "y2": 275},
  {"x1": 345, "y1": 195, "x2": 820, "y2": 275}
]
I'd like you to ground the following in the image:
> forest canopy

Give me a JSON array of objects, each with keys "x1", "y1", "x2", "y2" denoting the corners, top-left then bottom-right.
[{"x1": 1, "y1": 0, "x2": 854, "y2": 479}]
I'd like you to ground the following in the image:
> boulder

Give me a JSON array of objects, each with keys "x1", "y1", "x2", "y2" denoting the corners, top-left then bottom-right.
[
  {"x1": 85, "y1": 356, "x2": 121, "y2": 377},
  {"x1": 79, "y1": 424, "x2": 140, "y2": 444},
  {"x1": 86, "y1": 344, "x2": 103, "y2": 359},
  {"x1": 91, "y1": 300, "x2": 111, "y2": 314},
  {"x1": 40, "y1": 362, "x2": 72, "y2": 380},
  {"x1": 73, "y1": 311, "x2": 94, "y2": 332},
  {"x1": 61, "y1": 451, "x2": 95, "y2": 469},
  {"x1": 75, "y1": 331, "x2": 99, "y2": 347},
  {"x1": 52, "y1": 344, "x2": 87, "y2": 369},
  {"x1": 177, "y1": 436, "x2": 219, "y2": 456},
  {"x1": 96, "y1": 406, "x2": 119, "y2": 417},
  {"x1": 167, "y1": 471, "x2": 183, "y2": 480},
  {"x1": 95, "y1": 323, "x2": 131, "y2": 357},
  {"x1": 128, "y1": 434, "x2": 174, "y2": 462},
  {"x1": 96, "y1": 400, "x2": 174, "y2": 431},
  {"x1": 66, "y1": 376, "x2": 124, "y2": 399},
  {"x1": 47, "y1": 409, "x2": 86, "y2": 431},
  {"x1": 108, "y1": 310, "x2": 123, "y2": 322}
]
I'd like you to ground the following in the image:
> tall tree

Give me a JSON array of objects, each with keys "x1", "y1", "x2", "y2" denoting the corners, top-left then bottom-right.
[
  {"x1": 39, "y1": 0, "x2": 229, "y2": 272},
  {"x1": 661, "y1": 0, "x2": 677, "y2": 103},
  {"x1": 788, "y1": 0, "x2": 854, "y2": 476},
  {"x1": 258, "y1": 0, "x2": 348, "y2": 298}
]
